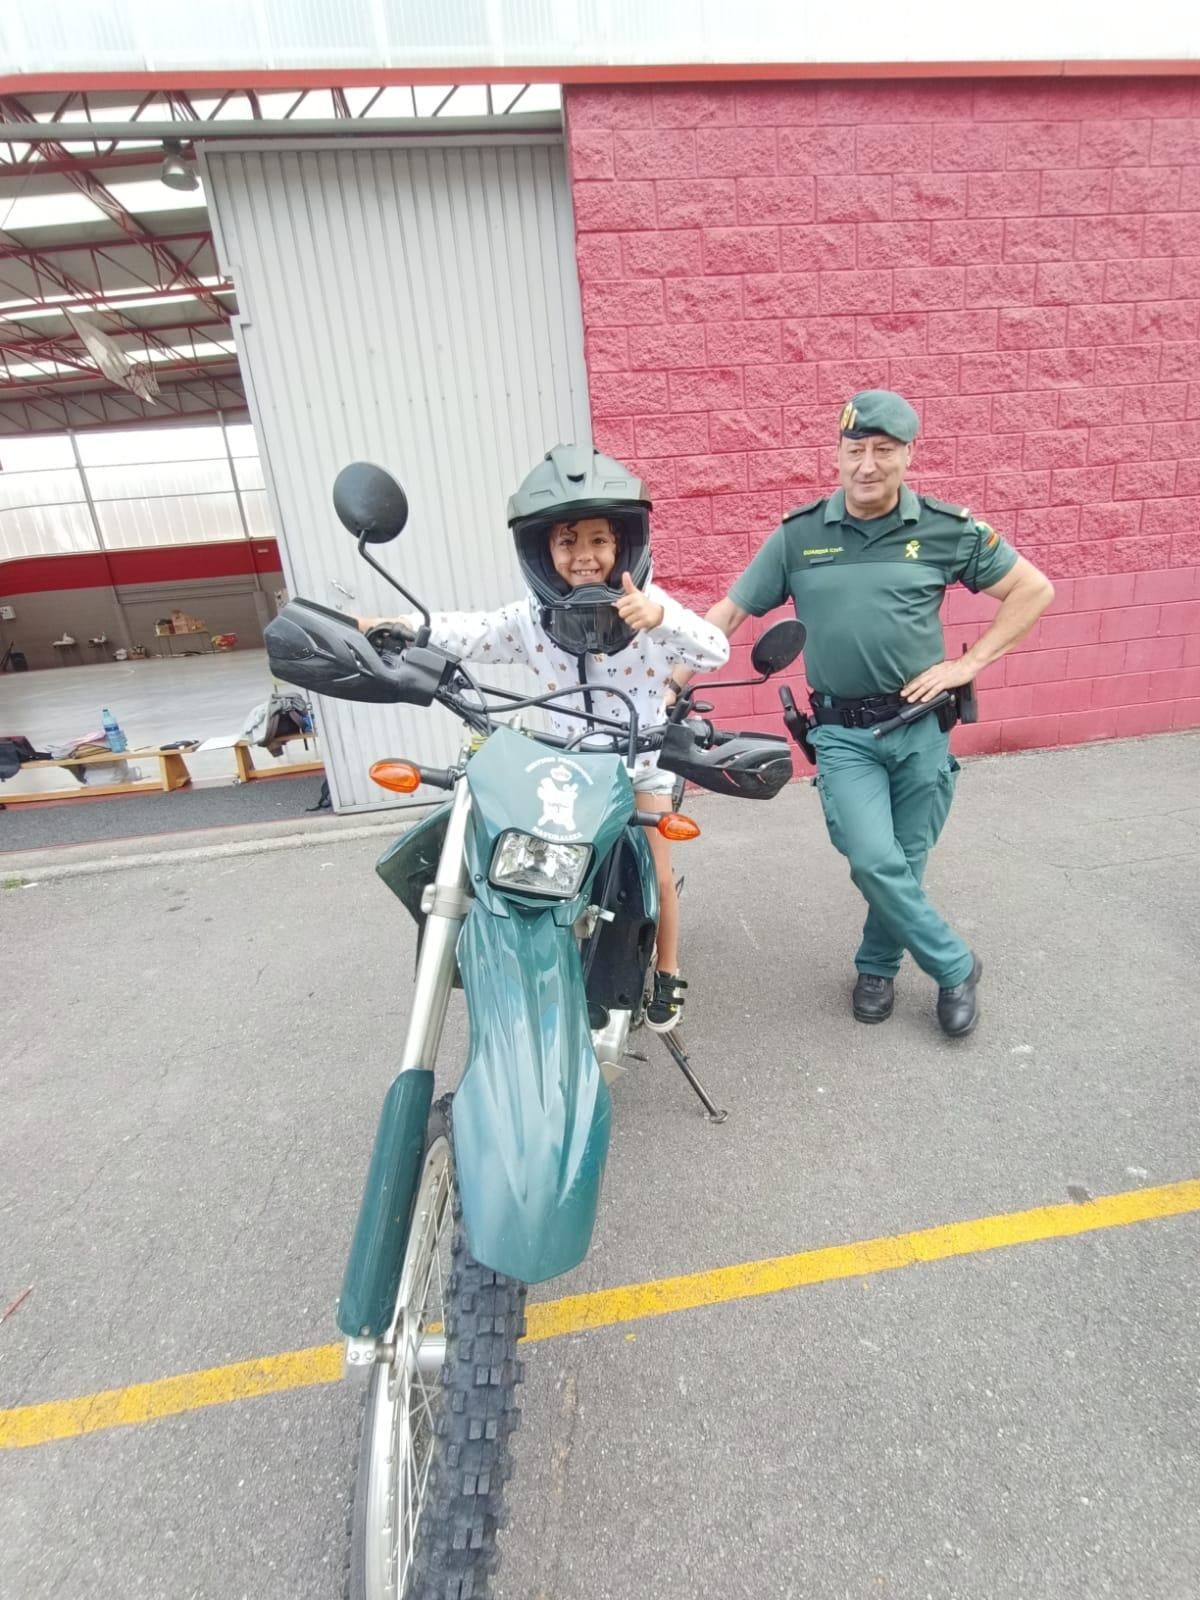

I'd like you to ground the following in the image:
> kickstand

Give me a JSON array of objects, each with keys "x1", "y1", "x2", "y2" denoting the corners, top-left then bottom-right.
[{"x1": 658, "y1": 1028, "x2": 728, "y2": 1124}]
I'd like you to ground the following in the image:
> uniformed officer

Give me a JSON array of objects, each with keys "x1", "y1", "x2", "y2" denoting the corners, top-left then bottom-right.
[{"x1": 672, "y1": 390, "x2": 1054, "y2": 1037}]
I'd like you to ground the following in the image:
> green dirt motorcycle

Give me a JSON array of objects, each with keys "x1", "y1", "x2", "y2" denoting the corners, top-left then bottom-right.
[{"x1": 264, "y1": 464, "x2": 803, "y2": 1600}]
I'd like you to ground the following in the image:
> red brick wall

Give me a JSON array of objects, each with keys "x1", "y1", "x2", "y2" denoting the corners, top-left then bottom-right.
[{"x1": 565, "y1": 78, "x2": 1200, "y2": 754}]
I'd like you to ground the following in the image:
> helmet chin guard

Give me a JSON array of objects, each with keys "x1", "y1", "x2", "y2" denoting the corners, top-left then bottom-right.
[{"x1": 536, "y1": 595, "x2": 637, "y2": 658}]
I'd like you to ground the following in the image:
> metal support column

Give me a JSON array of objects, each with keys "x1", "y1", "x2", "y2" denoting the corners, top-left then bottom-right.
[{"x1": 69, "y1": 429, "x2": 133, "y2": 655}]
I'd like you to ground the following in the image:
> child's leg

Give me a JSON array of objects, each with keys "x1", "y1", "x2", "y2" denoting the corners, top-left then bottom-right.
[{"x1": 636, "y1": 792, "x2": 679, "y2": 972}]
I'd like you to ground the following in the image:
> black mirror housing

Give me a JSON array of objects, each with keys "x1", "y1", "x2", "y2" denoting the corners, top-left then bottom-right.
[
  {"x1": 332, "y1": 462, "x2": 409, "y2": 544},
  {"x1": 751, "y1": 618, "x2": 806, "y2": 677}
]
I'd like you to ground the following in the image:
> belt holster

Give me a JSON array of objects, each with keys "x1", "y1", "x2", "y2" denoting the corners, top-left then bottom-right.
[
  {"x1": 933, "y1": 648, "x2": 979, "y2": 733},
  {"x1": 777, "y1": 687, "x2": 817, "y2": 766},
  {"x1": 955, "y1": 673, "x2": 979, "y2": 724}
]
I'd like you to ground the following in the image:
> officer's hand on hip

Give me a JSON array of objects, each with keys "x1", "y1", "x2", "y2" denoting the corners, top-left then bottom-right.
[
  {"x1": 615, "y1": 572, "x2": 665, "y2": 633},
  {"x1": 902, "y1": 655, "x2": 978, "y2": 703}
]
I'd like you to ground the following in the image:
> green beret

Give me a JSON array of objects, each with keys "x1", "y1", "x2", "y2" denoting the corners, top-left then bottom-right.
[{"x1": 839, "y1": 389, "x2": 920, "y2": 444}]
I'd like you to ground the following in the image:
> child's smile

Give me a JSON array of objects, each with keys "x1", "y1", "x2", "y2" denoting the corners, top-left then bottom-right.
[{"x1": 549, "y1": 518, "x2": 619, "y2": 587}]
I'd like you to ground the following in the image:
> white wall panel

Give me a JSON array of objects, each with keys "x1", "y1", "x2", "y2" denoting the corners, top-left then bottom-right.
[{"x1": 203, "y1": 138, "x2": 592, "y2": 810}]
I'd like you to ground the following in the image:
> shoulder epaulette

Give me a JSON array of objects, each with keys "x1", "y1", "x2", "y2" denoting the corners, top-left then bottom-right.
[
  {"x1": 782, "y1": 497, "x2": 826, "y2": 521},
  {"x1": 921, "y1": 495, "x2": 971, "y2": 520}
]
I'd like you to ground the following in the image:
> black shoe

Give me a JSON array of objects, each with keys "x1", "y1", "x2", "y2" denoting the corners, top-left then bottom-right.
[
  {"x1": 937, "y1": 955, "x2": 983, "y2": 1038},
  {"x1": 852, "y1": 973, "x2": 895, "y2": 1024},
  {"x1": 645, "y1": 970, "x2": 687, "y2": 1034}
]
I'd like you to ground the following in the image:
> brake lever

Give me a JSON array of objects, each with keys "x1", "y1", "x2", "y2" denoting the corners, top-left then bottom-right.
[
  {"x1": 365, "y1": 624, "x2": 414, "y2": 651},
  {"x1": 682, "y1": 717, "x2": 715, "y2": 746},
  {"x1": 666, "y1": 690, "x2": 714, "y2": 725}
]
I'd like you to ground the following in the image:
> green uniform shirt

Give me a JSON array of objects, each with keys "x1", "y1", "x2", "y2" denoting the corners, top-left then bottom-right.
[{"x1": 729, "y1": 485, "x2": 1019, "y2": 698}]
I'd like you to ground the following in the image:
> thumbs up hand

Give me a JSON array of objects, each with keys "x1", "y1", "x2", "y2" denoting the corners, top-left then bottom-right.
[{"x1": 614, "y1": 571, "x2": 665, "y2": 633}]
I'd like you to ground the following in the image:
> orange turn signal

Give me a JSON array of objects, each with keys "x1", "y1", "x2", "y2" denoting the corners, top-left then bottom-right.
[
  {"x1": 657, "y1": 812, "x2": 701, "y2": 842},
  {"x1": 370, "y1": 760, "x2": 422, "y2": 794}
]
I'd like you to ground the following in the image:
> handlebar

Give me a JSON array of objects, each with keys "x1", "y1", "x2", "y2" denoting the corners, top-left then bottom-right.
[
  {"x1": 434, "y1": 676, "x2": 738, "y2": 763},
  {"x1": 342, "y1": 614, "x2": 757, "y2": 764},
  {"x1": 271, "y1": 600, "x2": 791, "y2": 803},
  {"x1": 425, "y1": 658, "x2": 771, "y2": 768},
  {"x1": 450, "y1": 680, "x2": 643, "y2": 764}
]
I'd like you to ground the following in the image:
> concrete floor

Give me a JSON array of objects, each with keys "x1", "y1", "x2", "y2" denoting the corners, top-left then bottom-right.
[{"x1": 0, "y1": 651, "x2": 311, "y2": 791}]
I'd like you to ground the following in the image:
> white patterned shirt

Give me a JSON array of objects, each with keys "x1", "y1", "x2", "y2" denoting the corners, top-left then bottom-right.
[{"x1": 408, "y1": 587, "x2": 729, "y2": 775}]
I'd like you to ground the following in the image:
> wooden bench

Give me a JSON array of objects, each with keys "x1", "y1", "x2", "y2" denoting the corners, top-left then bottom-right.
[
  {"x1": 0, "y1": 747, "x2": 193, "y2": 805},
  {"x1": 233, "y1": 732, "x2": 323, "y2": 783}
]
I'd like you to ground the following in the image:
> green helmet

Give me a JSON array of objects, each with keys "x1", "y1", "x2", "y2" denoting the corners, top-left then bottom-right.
[{"x1": 507, "y1": 444, "x2": 652, "y2": 657}]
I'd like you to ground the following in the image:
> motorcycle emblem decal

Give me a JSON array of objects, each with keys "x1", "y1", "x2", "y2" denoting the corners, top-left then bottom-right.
[{"x1": 536, "y1": 765, "x2": 580, "y2": 833}]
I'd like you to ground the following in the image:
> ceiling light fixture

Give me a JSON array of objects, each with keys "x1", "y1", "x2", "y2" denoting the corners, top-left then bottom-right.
[{"x1": 160, "y1": 139, "x2": 198, "y2": 193}]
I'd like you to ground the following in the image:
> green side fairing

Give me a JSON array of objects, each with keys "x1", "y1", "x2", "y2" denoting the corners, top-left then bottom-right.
[
  {"x1": 375, "y1": 802, "x2": 460, "y2": 984},
  {"x1": 375, "y1": 802, "x2": 453, "y2": 912}
]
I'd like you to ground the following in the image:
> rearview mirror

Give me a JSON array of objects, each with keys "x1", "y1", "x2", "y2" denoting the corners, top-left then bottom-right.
[
  {"x1": 332, "y1": 462, "x2": 409, "y2": 544},
  {"x1": 751, "y1": 618, "x2": 806, "y2": 677}
]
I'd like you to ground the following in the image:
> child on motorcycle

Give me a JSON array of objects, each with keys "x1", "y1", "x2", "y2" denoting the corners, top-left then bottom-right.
[{"x1": 358, "y1": 444, "x2": 729, "y2": 1032}]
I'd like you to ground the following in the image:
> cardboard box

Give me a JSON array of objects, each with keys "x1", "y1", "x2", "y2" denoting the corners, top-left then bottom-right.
[{"x1": 169, "y1": 611, "x2": 207, "y2": 634}]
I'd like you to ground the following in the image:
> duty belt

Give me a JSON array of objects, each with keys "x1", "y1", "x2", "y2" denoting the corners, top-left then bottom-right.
[
  {"x1": 778, "y1": 657, "x2": 978, "y2": 766},
  {"x1": 808, "y1": 692, "x2": 907, "y2": 730}
]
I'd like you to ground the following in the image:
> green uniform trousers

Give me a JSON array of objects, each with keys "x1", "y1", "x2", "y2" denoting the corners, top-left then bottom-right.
[{"x1": 810, "y1": 717, "x2": 973, "y2": 988}]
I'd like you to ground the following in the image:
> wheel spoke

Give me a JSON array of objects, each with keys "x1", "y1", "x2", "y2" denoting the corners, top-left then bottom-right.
[
  {"x1": 353, "y1": 1114, "x2": 523, "y2": 1600},
  {"x1": 359, "y1": 1133, "x2": 454, "y2": 1600}
]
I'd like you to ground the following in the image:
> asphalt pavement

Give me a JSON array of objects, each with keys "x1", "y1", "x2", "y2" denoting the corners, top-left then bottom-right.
[
  {"x1": 0, "y1": 772, "x2": 329, "y2": 852},
  {"x1": 1, "y1": 733, "x2": 1198, "y2": 1600}
]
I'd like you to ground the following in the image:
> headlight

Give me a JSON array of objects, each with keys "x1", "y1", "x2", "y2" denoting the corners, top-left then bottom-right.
[{"x1": 489, "y1": 831, "x2": 591, "y2": 899}]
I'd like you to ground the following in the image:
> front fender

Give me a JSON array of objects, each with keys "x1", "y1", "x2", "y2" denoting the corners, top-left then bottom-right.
[
  {"x1": 453, "y1": 906, "x2": 611, "y2": 1284},
  {"x1": 335, "y1": 1067, "x2": 435, "y2": 1338}
]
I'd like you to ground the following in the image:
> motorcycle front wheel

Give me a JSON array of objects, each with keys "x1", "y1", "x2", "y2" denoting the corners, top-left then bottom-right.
[{"x1": 348, "y1": 1096, "x2": 527, "y2": 1600}]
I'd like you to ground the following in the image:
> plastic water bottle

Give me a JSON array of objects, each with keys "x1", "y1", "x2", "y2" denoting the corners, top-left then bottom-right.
[{"x1": 101, "y1": 708, "x2": 128, "y2": 753}]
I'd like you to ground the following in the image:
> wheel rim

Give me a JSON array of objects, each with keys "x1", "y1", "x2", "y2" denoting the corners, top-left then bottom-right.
[{"x1": 362, "y1": 1133, "x2": 454, "y2": 1600}]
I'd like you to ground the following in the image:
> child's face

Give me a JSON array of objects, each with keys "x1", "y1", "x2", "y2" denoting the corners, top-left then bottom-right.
[{"x1": 548, "y1": 518, "x2": 619, "y2": 587}]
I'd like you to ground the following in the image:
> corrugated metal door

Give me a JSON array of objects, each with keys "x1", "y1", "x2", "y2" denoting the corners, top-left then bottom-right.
[{"x1": 203, "y1": 138, "x2": 591, "y2": 811}]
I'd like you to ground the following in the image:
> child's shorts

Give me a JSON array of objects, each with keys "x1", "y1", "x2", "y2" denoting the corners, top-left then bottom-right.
[{"x1": 631, "y1": 765, "x2": 677, "y2": 798}]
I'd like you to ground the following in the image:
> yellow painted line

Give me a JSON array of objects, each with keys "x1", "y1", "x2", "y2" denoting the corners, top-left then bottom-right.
[
  {"x1": 0, "y1": 1345, "x2": 344, "y2": 1452},
  {"x1": 3, "y1": 1178, "x2": 1197, "y2": 1452},
  {"x1": 527, "y1": 1177, "x2": 1200, "y2": 1340}
]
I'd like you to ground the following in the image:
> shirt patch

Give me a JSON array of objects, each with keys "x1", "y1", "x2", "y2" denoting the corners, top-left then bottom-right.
[
  {"x1": 904, "y1": 539, "x2": 921, "y2": 560},
  {"x1": 803, "y1": 546, "x2": 843, "y2": 558},
  {"x1": 977, "y1": 520, "x2": 1000, "y2": 548}
]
